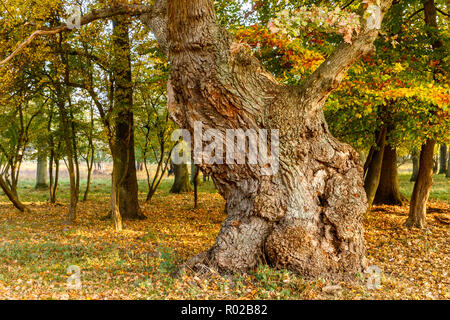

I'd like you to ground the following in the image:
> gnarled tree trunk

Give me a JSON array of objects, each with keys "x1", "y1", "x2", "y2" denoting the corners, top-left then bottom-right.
[
  {"x1": 0, "y1": 0, "x2": 394, "y2": 279},
  {"x1": 163, "y1": 0, "x2": 393, "y2": 278}
]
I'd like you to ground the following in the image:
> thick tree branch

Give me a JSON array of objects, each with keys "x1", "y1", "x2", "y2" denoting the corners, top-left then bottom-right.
[
  {"x1": 139, "y1": 0, "x2": 168, "y2": 53},
  {"x1": 300, "y1": 0, "x2": 393, "y2": 112}
]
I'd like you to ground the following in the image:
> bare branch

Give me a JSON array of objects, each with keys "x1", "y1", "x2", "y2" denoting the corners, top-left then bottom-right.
[
  {"x1": 342, "y1": 0, "x2": 356, "y2": 10},
  {"x1": 407, "y1": 8, "x2": 424, "y2": 20},
  {"x1": 436, "y1": 8, "x2": 449, "y2": 17}
]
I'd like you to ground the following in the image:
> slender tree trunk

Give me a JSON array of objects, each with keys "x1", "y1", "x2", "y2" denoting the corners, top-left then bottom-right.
[
  {"x1": 193, "y1": 164, "x2": 200, "y2": 208},
  {"x1": 364, "y1": 127, "x2": 387, "y2": 209},
  {"x1": 60, "y1": 106, "x2": 78, "y2": 223},
  {"x1": 47, "y1": 107, "x2": 57, "y2": 203},
  {"x1": 405, "y1": 140, "x2": 436, "y2": 229},
  {"x1": 70, "y1": 108, "x2": 81, "y2": 206},
  {"x1": 438, "y1": 145, "x2": 447, "y2": 174},
  {"x1": 364, "y1": 147, "x2": 375, "y2": 176},
  {"x1": 170, "y1": 163, "x2": 192, "y2": 193},
  {"x1": 56, "y1": 35, "x2": 79, "y2": 223},
  {"x1": 110, "y1": 17, "x2": 144, "y2": 221},
  {"x1": 56, "y1": 92, "x2": 78, "y2": 222},
  {"x1": 374, "y1": 145, "x2": 405, "y2": 205},
  {"x1": 0, "y1": 175, "x2": 27, "y2": 212},
  {"x1": 9, "y1": 163, "x2": 18, "y2": 196},
  {"x1": 191, "y1": 161, "x2": 201, "y2": 185},
  {"x1": 161, "y1": 0, "x2": 393, "y2": 277},
  {"x1": 111, "y1": 169, "x2": 123, "y2": 231},
  {"x1": 83, "y1": 107, "x2": 95, "y2": 202},
  {"x1": 49, "y1": 150, "x2": 54, "y2": 201},
  {"x1": 35, "y1": 154, "x2": 48, "y2": 189},
  {"x1": 405, "y1": 0, "x2": 443, "y2": 229},
  {"x1": 51, "y1": 158, "x2": 60, "y2": 203},
  {"x1": 83, "y1": 152, "x2": 94, "y2": 201},
  {"x1": 411, "y1": 147, "x2": 420, "y2": 182},
  {"x1": 145, "y1": 148, "x2": 173, "y2": 202}
]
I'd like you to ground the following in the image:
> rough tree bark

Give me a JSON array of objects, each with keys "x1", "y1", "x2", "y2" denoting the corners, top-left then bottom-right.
[
  {"x1": 374, "y1": 145, "x2": 405, "y2": 205},
  {"x1": 162, "y1": 0, "x2": 393, "y2": 278},
  {"x1": 438, "y1": 145, "x2": 447, "y2": 174},
  {"x1": 405, "y1": 140, "x2": 436, "y2": 229},
  {"x1": 35, "y1": 154, "x2": 48, "y2": 189},
  {"x1": 364, "y1": 127, "x2": 387, "y2": 209}
]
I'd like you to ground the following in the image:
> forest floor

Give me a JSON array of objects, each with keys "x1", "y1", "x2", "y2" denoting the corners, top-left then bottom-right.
[{"x1": 0, "y1": 170, "x2": 448, "y2": 300}]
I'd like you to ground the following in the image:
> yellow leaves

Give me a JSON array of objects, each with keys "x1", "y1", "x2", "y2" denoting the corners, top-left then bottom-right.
[
  {"x1": 380, "y1": 84, "x2": 450, "y2": 108},
  {"x1": 352, "y1": 63, "x2": 366, "y2": 75},
  {"x1": 392, "y1": 63, "x2": 404, "y2": 73}
]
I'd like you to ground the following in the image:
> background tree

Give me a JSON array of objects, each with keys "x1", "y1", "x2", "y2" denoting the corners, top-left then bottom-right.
[{"x1": 438, "y1": 144, "x2": 447, "y2": 174}]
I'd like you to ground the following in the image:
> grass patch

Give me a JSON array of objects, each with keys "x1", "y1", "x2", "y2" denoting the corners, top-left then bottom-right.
[{"x1": 399, "y1": 173, "x2": 449, "y2": 202}]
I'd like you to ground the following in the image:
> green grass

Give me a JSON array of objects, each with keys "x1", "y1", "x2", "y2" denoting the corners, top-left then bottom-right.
[
  {"x1": 1, "y1": 171, "x2": 447, "y2": 204},
  {"x1": 399, "y1": 173, "x2": 449, "y2": 202},
  {"x1": 1, "y1": 176, "x2": 218, "y2": 204}
]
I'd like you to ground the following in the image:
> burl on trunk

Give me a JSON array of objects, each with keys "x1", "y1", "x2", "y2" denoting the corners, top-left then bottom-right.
[{"x1": 163, "y1": 0, "x2": 393, "y2": 279}]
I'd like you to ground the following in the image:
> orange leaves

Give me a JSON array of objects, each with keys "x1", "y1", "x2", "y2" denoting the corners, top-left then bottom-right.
[
  {"x1": 234, "y1": 25, "x2": 324, "y2": 77},
  {"x1": 429, "y1": 60, "x2": 441, "y2": 67}
]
